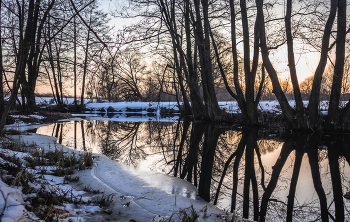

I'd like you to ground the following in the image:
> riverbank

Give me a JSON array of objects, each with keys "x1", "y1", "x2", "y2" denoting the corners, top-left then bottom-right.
[{"x1": 0, "y1": 120, "x2": 249, "y2": 221}]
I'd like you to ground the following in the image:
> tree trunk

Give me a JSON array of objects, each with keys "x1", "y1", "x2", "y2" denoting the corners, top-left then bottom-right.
[
  {"x1": 159, "y1": 0, "x2": 205, "y2": 117},
  {"x1": 20, "y1": 69, "x2": 27, "y2": 112},
  {"x1": 184, "y1": 0, "x2": 202, "y2": 116},
  {"x1": 74, "y1": 16, "x2": 78, "y2": 110},
  {"x1": 47, "y1": 37, "x2": 62, "y2": 105},
  {"x1": 256, "y1": 0, "x2": 295, "y2": 126},
  {"x1": 193, "y1": 0, "x2": 221, "y2": 120},
  {"x1": 308, "y1": 0, "x2": 337, "y2": 128},
  {"x1": 26, "y1": 0, "x2": 55, "y2": 113},
  {"x1": 327, "y1": 0, "x2": 346, "y2": 131},
  {"x1": 172, "y1": 45, "x2": 192, "y2": 115},
  {"x1": 229, "y1": 0, "x2": 249, "y2": 122},
  {"x1": 80, "y1": 28, "x2": 90, "y2": 111},
  {"x1": 0, "y1": 0, "x2": 36, "y2": 134},
  {"x1": 240, "y1": 0, "x2": 257, "y2": 124},
  {"x1": 285, "y1": 0, "x2": 304, "y2": 128}
]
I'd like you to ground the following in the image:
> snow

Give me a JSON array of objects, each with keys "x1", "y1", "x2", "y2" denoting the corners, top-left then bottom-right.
[
  {"x1": 9, "y1": 114, "x2": 45, "y2": 120},
  {"x1": 58, "y1": 117, "x2": 84, "y2": 122},
  {"x1": 1, "y1": 132, "x2": 241, "y2": 221},
  {"x1": 0, "y1": 135, "x2": 109, "y2": 222},
  {"x1": 0, "y1": 180, "x2": 36, "y2": 222},
  {"x1": 4, "y1": 123, "x2": 48, "y2": 132},
  {"x1": 85, "y1": 114, "x2": 179, "y2": 123},
  {"x1": 85, "y1": 101, "x2": 180, "y2": 112},
  {"x1": 89, "y1": 154, "x2": 213, "y2": 216},
  {"x1": 28, "y1": 115, "x2": 45, "y2": 120},
  {"x1": 85, "y1": 100, "x2": 295, "y2": 115},
  {"x1": 9, "y1": 115, "x2": 29, "y2": 119},
  {"x1": 4, "y1": 121, "x2": 32, "y2": 129},
  {"x1": 20, "y1": 96, "x2": 343, "y2": 115},
  {"x1": 34, "y1": 97, "x2": 76, "y2": 105}
]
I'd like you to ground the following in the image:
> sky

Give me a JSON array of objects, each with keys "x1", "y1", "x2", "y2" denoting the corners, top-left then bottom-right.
[
  {"x1": 270, "y1": 42, "x2": 321, "y2": 82},
  {"x1": 37, "y1": 0, "x2": 325, "y2": 95},
  {"x1": 98, "y1": 0, "x2": 322, "y2": 82}
]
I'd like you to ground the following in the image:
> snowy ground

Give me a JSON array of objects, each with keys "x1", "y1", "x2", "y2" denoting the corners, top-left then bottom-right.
[
  {"x1": 83, "y1": 100, "x2": 334, "y2": 115},
  {"x1": 0, "y1": 127, "x2": 247, "y2": 221},
  {"x1": 31, "y1": 96, "x2": 340, "y2": 116}
]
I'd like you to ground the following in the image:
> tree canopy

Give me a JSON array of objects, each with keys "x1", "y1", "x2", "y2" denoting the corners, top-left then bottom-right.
[{"x1": 0, "y1": 0, "x2": 350, "y2": 133}]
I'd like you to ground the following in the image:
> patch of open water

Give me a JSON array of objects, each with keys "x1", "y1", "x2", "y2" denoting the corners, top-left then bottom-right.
[{"x1": 35, "y1": 119, "x2": 350, "y2": 221}]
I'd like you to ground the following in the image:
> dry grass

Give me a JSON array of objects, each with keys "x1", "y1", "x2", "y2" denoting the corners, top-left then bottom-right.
[{"x1": 0, "y1": 138, "x2": 95, "y2": 222}]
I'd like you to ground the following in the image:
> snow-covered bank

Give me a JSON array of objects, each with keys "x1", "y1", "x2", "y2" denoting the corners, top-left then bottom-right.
[
  {"x1": 84, "y1": 100, "x2": 331, "y2": 115},
  {"x1": 82, "y1": 114, "x2": 179, "y2": 123},
  {"x1": 86, "y1": 101, "x2": 179, "y2": 112},
  {"x1": 16, "y1": 133, "x2": 228, "y2": 220},
  {"x1": 1, "y1": 129, "x2": 247, "y2": 221},
  {"x1": 0, "y1": 136, "x2": 105, "y2": 222},
  {"x1": 0, "y1": 179, "x2": 38, "y2": 221},
  {"x1": 32, "y1": 97, "x2": 339, "y2": 116}
]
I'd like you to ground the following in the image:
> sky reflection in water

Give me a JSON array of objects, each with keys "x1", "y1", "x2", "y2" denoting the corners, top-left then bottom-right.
[{"x1": 36, "y1": 119, "x2": 350, "y2": 221}]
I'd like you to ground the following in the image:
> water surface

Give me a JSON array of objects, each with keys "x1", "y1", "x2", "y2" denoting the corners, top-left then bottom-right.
[{"x1": 36, "y1": 119, "x2": 350, "y2": 221}]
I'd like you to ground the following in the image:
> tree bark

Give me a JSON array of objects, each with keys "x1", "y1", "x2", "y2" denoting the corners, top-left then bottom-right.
[
  {"x1": 80, "y1": 26, "x2": 91, "y2": 111},
  {"x1": 327, "y1": 0, "x2": 346, "y2": 130},
  {"x1": 193, "y1": 0, "x2": 221, "y2": 120},
  {"x1": 159, "y1": 0, "x2": 205, "y2": 117},
  {"x1": 47, "y1": 34, "x2": 62, "y2": 105},
  {"x1": 0, "y1": 0, "x2": 37, "y2": 134},
  {"x1": 285, "y1": 0, "x2": 304, "y2": 128},
  {"x1": 240, "y1": 0, "x2": 258, "y2": 124},
  {"x1": 74, "y1": 16, "x2": 78, "y2": 110},
  {"x1": 256, "y1": 0, "x2": 295, "y2": 126},
  {"x1": 26, "y1": 0, "x2": 55, "y2": 113},
  {"x1": 308, "y1": 0, "x2": 337, "y2": 128},
  {"x1": 229, "y1": 0, "x2": 250, "y2": 122},
  {"x1": 172, "y1": 42, "x2": 192, "y2": 115}
]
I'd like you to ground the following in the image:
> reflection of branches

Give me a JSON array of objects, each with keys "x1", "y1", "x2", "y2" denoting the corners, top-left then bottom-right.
[
  {"x1": 287, "y1": 149, "x2": 303, "y2": 222},
  {"x1": 39, "y1": 120, "x2": 350, "y2": 221},
  {"x1": 256, "y1": 143, "x2": 266, "y2": 191},
  {"x1": 213, "y1": 135, "x2": 240, "y2": 205},
  {"x1": 198, "y1": 124, "x2": 221, "y2": 202},
  {"x1": 146, "y1": 121, "x2": 186, "y2": 173},
  {"x1": 307, "y1": 137, "x2": 329, "y2": 222},
  {"x1": 243, "y1": 128, "x2": 259, "y2": 220},
  {"x1": 181, "y1": 122, "x2": 205, "y2": 185},
  {"x1": 231, "y1": 129, "x2": 247, "y2": 213},
  {"x1": 259, "y1": 136, "x2": 295, "y2": 222},
  {"x1": 174, "y1": 120, "x2": 189, "y2": 177},
  {"x1": 327, "y1": 139, "x2": 344, "y2": 221},
  {"x1": 99, "y1": 121, "x2": 146, "y2": 167}
]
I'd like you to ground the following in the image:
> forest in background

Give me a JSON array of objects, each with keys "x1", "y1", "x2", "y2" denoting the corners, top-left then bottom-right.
[{"x1": 0, "y1": 0, "x2": 350, "y2": 133}]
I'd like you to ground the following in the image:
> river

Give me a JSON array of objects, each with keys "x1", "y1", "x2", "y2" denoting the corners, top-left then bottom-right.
[{"x1": 34, "y1": 119, "x2": 350, "y2": 221}]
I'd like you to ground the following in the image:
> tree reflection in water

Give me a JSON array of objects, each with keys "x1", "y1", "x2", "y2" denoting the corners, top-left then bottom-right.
[{"x1": 36, "y1": 120, "x2": 350, "y2": 221}]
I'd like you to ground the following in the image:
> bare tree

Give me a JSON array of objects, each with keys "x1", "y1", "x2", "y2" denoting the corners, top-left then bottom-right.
[
  {"x1": 0, "y1": 0, "x2": 53, "y2": 134},
  {"x1": 116, "y1": 46, "x2": 145, "y2": 101}
]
